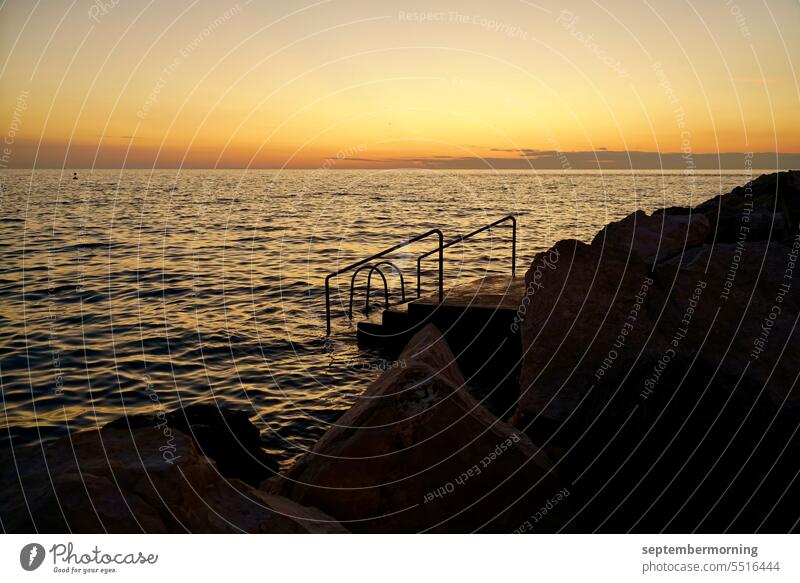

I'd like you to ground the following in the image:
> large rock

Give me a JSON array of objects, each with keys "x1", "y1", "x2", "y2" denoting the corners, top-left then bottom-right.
[
  {"x1": 0, "y1": 424, "x2": 346, "y2": 533},
  {"x1": 512, "y1": 209, "x2": 709, "y2": 433},
  {"x1": 512, "y1": 237, "x2": 667, "y2": 435},
  {"x1": 593, "y1": 210, "x2": 710, "y2": 263},
  {"x1": 107, "y1": 403, "x2": 278, "y2": 486},
  {"x1": 269, "y1": 325, "x2": 573, "y2": 533},
  {"x1": 512, "y1": 172, "x2": 800, "y2": 532},
  {"x1": 654, "y1": 241, "x2": 800, "y2": 411},
  {"x1": 661, "y1": 170, "x2": 800, "y2": 243},
  {"x1": 516, "y1": 174, "x2": 800, "y2": 432}
]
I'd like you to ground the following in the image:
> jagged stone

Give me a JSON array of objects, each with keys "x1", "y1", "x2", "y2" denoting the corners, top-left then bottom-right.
[
  {"x1": 512, "y1": 172, "x2": 800, "y2": 531},
  {"x1": 269, "y1": 325, "x2": 573, "y2": 533},
  {"x1": 0, "y1": 425, "x2": 346, "y2": 533}
]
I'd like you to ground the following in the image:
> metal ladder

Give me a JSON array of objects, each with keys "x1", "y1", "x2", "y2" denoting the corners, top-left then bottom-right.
[{"x1": 324, "y1": 215, "x2": 516, "y2": 335}]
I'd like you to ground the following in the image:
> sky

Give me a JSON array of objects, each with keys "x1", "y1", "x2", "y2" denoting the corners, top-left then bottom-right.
[{"x1": 1, "y1": 0, "x2": 798, "y2": 169}]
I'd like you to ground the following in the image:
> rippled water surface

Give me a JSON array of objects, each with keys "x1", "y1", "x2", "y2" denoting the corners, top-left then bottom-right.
[{"x1": 0, "y1": 169, "x2": 753, "y2": 466}]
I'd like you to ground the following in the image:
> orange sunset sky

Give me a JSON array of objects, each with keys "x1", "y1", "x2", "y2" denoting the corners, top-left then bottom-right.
[{"x1": 1, "y1": 0, "x2": 798, "y2": 169}]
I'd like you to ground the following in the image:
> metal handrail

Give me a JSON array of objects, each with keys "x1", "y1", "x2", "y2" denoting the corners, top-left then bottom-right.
[
  {"x1": 325, "y1": 229, "x2": 443, "y2": 335},
  {"x1": 415, "y1": 215, "x2": 516, "y2": 297}
]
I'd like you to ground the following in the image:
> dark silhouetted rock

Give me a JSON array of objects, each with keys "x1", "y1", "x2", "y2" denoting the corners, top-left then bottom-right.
[
  {"x1": 512, "y1": 172, "x2": 800, "y2": 532},
  {"x1": 660, "y1": 170, "x2": 800, "y2": 243},
  {"x1": 269, "y1": 325, "x2": 573, "y2": 533},
  {"x1": 0, "y1": 425, "x2": 346, "y2": 533},
  {"x1": 107, "y1": 403, "x2": 277, "y2": 486},
  {"x1": 593, "y1": 210, "x2": 710, "y2": 263}
]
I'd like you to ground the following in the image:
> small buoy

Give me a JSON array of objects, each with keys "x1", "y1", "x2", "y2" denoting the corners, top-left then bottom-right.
[{"x1": 72, "y1": 172, "x2": 78, "y2": 180}]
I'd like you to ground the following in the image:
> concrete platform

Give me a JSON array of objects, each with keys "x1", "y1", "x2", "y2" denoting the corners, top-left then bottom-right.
[
  {"x1": 356, "y1": 275, "x2": 525, "y2": 413},
  {"x1": 415, "y1": 274, "x2": 525, "y2": 309},
  {"x1": 356, "y1": 275, "x2": 524, "y2": 345}
]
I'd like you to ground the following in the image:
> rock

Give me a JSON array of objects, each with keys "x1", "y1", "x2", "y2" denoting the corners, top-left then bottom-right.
[
  {"x1": 516, "y1": 178, "x2": 800, "y2": 435},
  {"x1": 252, "y1": 493, "x2": 350, "y2": 534},
  {"x1": 0, "y1": 471, "x2": 170, "y2": 533},
  {"x1": 513, "y1": 237, "x2": 669, "y2": 438},
  {"x1": 592, "y1": 210, "x2": 710, "y2": 263},
  {"x1": 512, "y1": 174, "x2": 800, "y2": 531},
  {"x1": 106, "y1": 403, "x2": 277, "y2": 486},
  {"x1": 654, "y1": 241, "x2": 800, "y2": 411},
  {"x1": 660, "y1": 170, "x2": 800, "y2": 243},
  {"x1": 269, "y1": 325, "x2": 573, "y2": 533},
  {"x1": 0, "y1": 425, "x2": 346, "y2": 533}
]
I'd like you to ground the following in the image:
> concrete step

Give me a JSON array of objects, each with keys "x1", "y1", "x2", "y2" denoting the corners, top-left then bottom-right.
[
  {"x1": 357, "y1": 300, "x2": 434, "y2": 349},
  {"x1": 356, "y1": 319, "x2": 389, "y2": 342},
  {"x1": 381, "y1": 302, "x2": 410, "y2": 328},
  {"x1": 357, "y1": 275, "x2": 524, "y2": 350},
  {"x1": 356, "y1": 320, "x2": 417, "y2": 348}
]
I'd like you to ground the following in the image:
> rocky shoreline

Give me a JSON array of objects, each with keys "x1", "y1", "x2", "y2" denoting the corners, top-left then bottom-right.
[
  {"x1": 513, "y1": 170, "x2": 799, "y2": 531},
  {"x1": 2, "y1": 171, "x2": 798, "y2": 533}
]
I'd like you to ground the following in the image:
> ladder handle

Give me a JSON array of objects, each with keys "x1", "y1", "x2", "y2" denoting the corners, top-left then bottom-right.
[
  {"x1": 347, "y1": 264, "x2": 375, "y2": 318},
  {"x1": 365, "y1": 266, "x2": 390, "y2": 314}
]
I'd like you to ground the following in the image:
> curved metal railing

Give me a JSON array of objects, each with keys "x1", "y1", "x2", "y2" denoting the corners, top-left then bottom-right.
[
  {"x1": 347, "y1": 261, "x2": 407, "y2": 317},
  {"x1": 347, "y1": 264, "x2": 385, "y2": 317},
  {"x1": 365, "y1": 261, "x2": 406, "y2": 312}
]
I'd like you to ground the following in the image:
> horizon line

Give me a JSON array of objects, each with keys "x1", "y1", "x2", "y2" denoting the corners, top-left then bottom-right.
[{"x1": 3, "y1": 150, "x2": 799, "y2": 171}]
